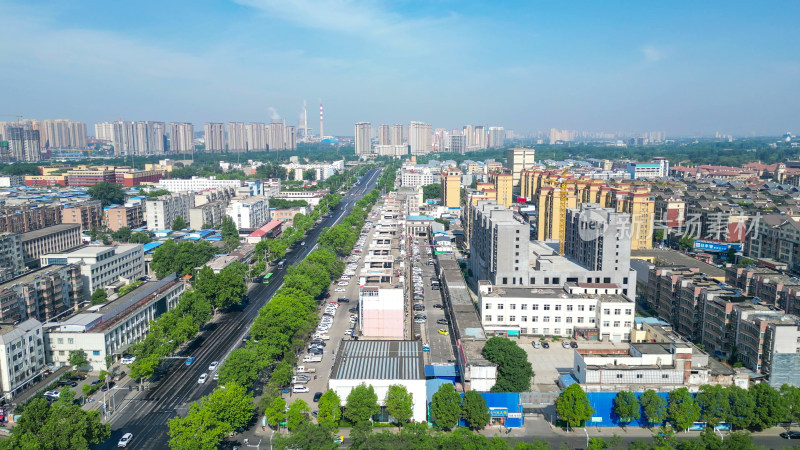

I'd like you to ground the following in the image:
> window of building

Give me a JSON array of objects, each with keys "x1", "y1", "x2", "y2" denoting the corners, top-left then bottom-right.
[
  {"x1": 553, "y1": 277, "x2": 560, "y2": 284},
  {"x1": 614, "y1": 321, "x2": 620, "y2": 327},
  {"x1": 532, "y1": 316, "x2": 538, "y2": 322},
  {"x1": 93, "y1": 350, "x2": 100, "y2": 356},
  {"x1": 67, "y1": 338, "x2": 74, "y2": 345},
  {"x1": 521, "y1": 316, "x2": 528, "y2": 322},
  {"x1": 497, "y1": 315, "x2": 504, "y2": 321},
  {"x1": 554, "y1": 328, "x2": 561, "y2": 335},
  {"x1": 589, "y1": 305, "x2": 596, "y2": 311},
  {"x1": 624, "y1": 321, "x2": 632, "y2": 327},
  {"x1": 603, "y1": 321, "x2": 610, "y2": 327},
  {"x1": 532, "y1": 304, "x2": 539, "y2": 310},
  {"x1": 509, "y1": 316, "x2": 516, "y2": 322},
  {"x1": 614, "y1": 309, "x2": 621, "y2": 315},
  {"x1": 555, "y1": 305, "x2": 561, "y2": 311},
  {"x1": 510, "y1": 304, "x2": 516, "y2": 310},
  {"x1": 577, "y1": 317, "x2": 584, "y2": 323},
  {"x1": 616, "y1": 374, "x2": 623, "y2": 379},
  {"x1": 521, "y1": 304, "x2": 528, "y2": 310},
  {"x1": 567, "y1": 305, "x2": 573, "y2": 311},
  {"x1": 544, "y1": 304, "x2": 550, "y2": 311},
  {"x1": 543, "y1": 328, "x2": 550, "y2": 335},
  {"x1": 502, "y1": 277, "x2": 508, "y2": 284},
  {"x1": 566, "y1": 317, "x2": 573, "y2": 323},
  {"x1": 604, "y1": 277, "x2": 611, "y2": 283},
  {"x1": 554, "y1": 317, "x2": 561, "y2": 323},
  {"x1": 498, "y1": 304, "x2": 504, "y2": 310},
  {"x1": 578, "y1": 305, "x2": 585, "y2": 311},
  {"x1": 485, "y1": 315, "x2": 492, "y2": 321},
  {"x1": 625, "y1": 309, "x2": 632, "y2": 315},
  {"x1": 543, "y1": 316, "x2": 550, "y2": 322},
  {"x1": 603, "y1": 309, "x2": 610, "y2": 315},
  {"x1": 636, "y1": 374, "x2": 643, "y2": 379},
  {"x1": 57, "y1": 338, "x2": 63, "y2": 344},
  {"x1": 532, "y1": 328, "x2": 538, "y2": 334},
  {"x1": 485, "y1": 303, "x2": 491, "y2": 310},
  {"x1": 589, "y1": 317, "x2": 596, "y2": 323},
  {"x1": 662, "y1": 374, "x2": 669, "y2": 379}
]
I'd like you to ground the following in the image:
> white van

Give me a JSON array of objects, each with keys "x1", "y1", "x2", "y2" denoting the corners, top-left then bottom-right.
[{"x1": 293, "y1": 385, "x2": 309, "y2": 393}]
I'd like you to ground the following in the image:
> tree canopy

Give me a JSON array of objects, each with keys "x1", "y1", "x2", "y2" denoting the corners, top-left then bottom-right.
[
  {"x1": 462, "y1": 390, "x2": 490, "y2": 430},
  {"x1": 385, "y1": 384, "x2": 414, "y2": 426},
  {"x1": 556, "y1": 384, "x2": 594, "y2": 429},
  {"x1": 482, "y1": 337, "x2": 534, "y2": 392},
  {"x1": 430, "y1": 383, "x2": 461, "y2": 431},
  {"x1": 87, "y1": 182, "x2": 124, "y2": 206},
  {"x1": 345, "y1": 384, "x2": 380, "y2": 425}
]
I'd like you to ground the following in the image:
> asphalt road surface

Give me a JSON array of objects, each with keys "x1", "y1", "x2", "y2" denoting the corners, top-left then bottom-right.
[{"x1": 95, "y1": 168, "x2": 382, "y2": 449}]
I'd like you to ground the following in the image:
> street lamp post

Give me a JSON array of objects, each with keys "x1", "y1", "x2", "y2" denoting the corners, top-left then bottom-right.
[{"x1": 583, "y1": 427, "x2": 589, "y2": 449}]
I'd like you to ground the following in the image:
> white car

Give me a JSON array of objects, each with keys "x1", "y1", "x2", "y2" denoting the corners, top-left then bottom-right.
[
  {"x1": 337, "y1": 281, "x2": 348, "y2": 286},
  {"x1": 335, "y1": 287, "x2": 346, "y2": 292},
  {"x1": 198, "y1": 373, "x2": 208, "y2": 384},
  {"x1": 120, "y1": 356, "x2": 136, "y2": 365},
  {"x1": 118, "y1": 432, "x2": 133, "y2": 448},
  {"x1": 293, "y1": 385, "x2": 309, "y2": 393},
  {"x1": 208, "y1": 361, "x2": 219, "y2": 371}
]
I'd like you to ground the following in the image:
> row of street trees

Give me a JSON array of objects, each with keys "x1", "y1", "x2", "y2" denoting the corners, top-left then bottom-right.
[
  {"x1": 557, "y1": 383, "x2": 800, "y2": 433},
  {"x1": 430, "y1": 383, "x2": 491, "y2": 431},
  {"x1": 167, "y1": 383, "x2": 254, "y2": 449}
]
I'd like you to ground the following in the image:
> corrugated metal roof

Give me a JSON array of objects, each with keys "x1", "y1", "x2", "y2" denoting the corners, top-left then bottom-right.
[{"x1": 332, "y1": 340, "x2": 424, "y2": 380}]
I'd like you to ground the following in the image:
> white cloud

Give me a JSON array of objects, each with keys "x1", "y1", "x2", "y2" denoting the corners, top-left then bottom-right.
[
  {"x1": 642, "y1": 45, "x2": 666, "y2": 63},
  {"x1": 234, "y1": 0, "x2": 458, "y2": 55}
]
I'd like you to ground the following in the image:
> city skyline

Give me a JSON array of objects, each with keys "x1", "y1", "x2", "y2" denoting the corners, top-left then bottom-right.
[{"x1": 1, "y1": 1, "x2": 798, "y2": 137}]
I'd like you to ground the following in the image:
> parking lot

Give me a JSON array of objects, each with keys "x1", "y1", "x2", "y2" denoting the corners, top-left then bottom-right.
[
  {"x1": 410, "y1": 237, "x2": 454, "y2": 364},
  {"x1": 286, "y1": 210, "x2": 380, "y2": 410}
]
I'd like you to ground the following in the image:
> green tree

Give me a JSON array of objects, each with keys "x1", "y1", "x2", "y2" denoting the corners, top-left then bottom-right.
[
  {"x1": 217, "y1": 347, "x2": 264, "y2": 387},
  {"x1": 172, "y1": 215, "x2": 187, "y2": 230},
  {"x1": 422, "y1": 183, "x2": 442, "y2": 200},
  {"x1": 203, "y1": 383, "x2": 253, "y2": 431},
  {"x1": 213, "y1": 263, "x2": 247, "y2": 310},
  {"x1": 276, "y1": 422, "x2": 336, "y2": 450},
  {"x1": 129, "y1": 231, "x2": 152, "y2": 244},
  {"x1": 750, "y1": 382, "x2": 787, "y2": 430},
  {"x1": 725, "y1": 385, "x2": 755, "y2": 430},
  {"x1": 385, "y1": 384, "x2": 414, "y2": 426},
  {"x1": 696, "y1": 384, "x2": 729, "y2": 427},
  {"x1": 344, "y1": 383, "x2": 380, "y2": 425},
  {"x1": 640, "y1": 389, "x2": 667, "y2": 428},
  {"x1": 462, "y1": 390, "x2": 490, "y2": 430},
  {"x1": 69, "y1": 349, "x2": 89, "y2": 368},
  {"x1": 220, "y1": 216, "x2": 238, "y2": 240},
  {"x1": 317, "y1": 390, "x2": 342, "y2": 429},
  {"x1": 263, "y1": 396, "x2": 286, "y2": 428},
  {"x1": 556, "y1": 384, "x2": 594, "y2": 429},
  {"x1": 286, "y1": 399, "x2": 310, "y2": 431},
  {"x1": 90, "y1": 288, "x2": 107, "y2": 305},
  {"x1": 667, "y1": 387, "x2": 701, "y2": 431},
  {"x1": 270, "y1": 360, "x2": 293, "y2": 387},
  {"x1": 303, "y1": 168, "x2": 317, "y2": 181},
  {"x1": 111, "y1": 226, "x2": 132, "y2": 242},
  {"x1": 781, "y1": 384, "x2": 800, "y2": 427},
  {"x1": 168, "y1": 403, "x2": 226, "y2": 450},
  {"x1": 430, "y1": 383, "x2": 462, "y2": 431},
  {"x1": 482, "y1": 336, "x2": 534, "y2": 392},
  {"x1": 653, "y1": 229, "x2": 665, "y2": 242},
  {"x1": 612, "y1": 391, "x2": 640, "y2": 426},
  {"x1": 87, "y1": 181, "x2": 124, "y2": 206}
]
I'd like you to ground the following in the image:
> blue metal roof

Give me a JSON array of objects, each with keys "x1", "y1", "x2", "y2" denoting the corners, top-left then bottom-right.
[
  {"x1": 424, "y1": 365, "x2": 459, "y2": 377},
  {"x1": 143, "y1": 242, "x2": 163, "y2": 251},
  {"x1": 425, "y1": 379, "x2": 453, "y2": 405},
  {"x1": 406, "y1": 215, "x2": 434, "y2": 221},
  {"x1": 559, "y1": 374, "x2": 578, "y2": 388}
]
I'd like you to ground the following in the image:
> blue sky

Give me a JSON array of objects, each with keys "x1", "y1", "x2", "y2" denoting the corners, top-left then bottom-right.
[{"x1": 1, "y1": 1, "x2": 798, "y2": 137}]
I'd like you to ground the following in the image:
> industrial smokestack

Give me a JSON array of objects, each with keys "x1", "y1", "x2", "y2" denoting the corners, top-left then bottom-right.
[{"x1": 319, "y1": 102, "x2": 324, "y2": 139}]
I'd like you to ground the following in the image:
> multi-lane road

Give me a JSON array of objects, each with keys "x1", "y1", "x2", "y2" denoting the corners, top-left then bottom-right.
[{"x1": 96, "y1": 168, "x2": 382, "y2": 449}]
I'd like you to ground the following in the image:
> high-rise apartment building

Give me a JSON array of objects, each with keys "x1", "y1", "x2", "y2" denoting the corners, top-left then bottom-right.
[
  {"x1": 474, "y1": 125, "x2": 487, "y2": 150},
  {"x1": 247, "y1": 123, "x2": 267, "y2": 151},
  {"x1": 355, "y1": 122, "x2": 371, "y2": 156},
  {"x1": 285, "y1": 126, "x2": 297, "y2": 150},
  {"x1": 391, "y1": 124, "x2": 403, "y2": 145},
  {"x1": 565, "y1": 203, "x2": 631, "y2": 272},
  {"x1": 227, "y1": 122, "x2": 247, "y2": 152},
  {"x1": 267, "y1": 122, "x2": 285, "y2": 151},
  {"x1": 204, "y1": 123, "x2": 225, "y2": 152},
  {"x1": 132, "y1": 121, "x2": 166, "y2": 155},
  {"x1": 169, "y1": 122, "x2": 194, "y2": 153},
  {"x1": 441, "y1": 168, "x2": 462, "y2": 208},
  {"x1": 488, "y1": 126, "x2": 505, "y2": 148},
  {"x1": 463, "y1": 125, "x2": 475, "y2": 148},
  {"x1": 40, "y1": 119, "x2": 87, "y2": 149},
  {"x1": 490, "y1": 172, "x2": 513, "y2": 207},
  {"x1": 506, "y1": 148, "x2": 537, "y2": 188},
  {"x1": 379, "y1": 124, "x2": 390, "y2": 145},
  {"x1": 0, "y1": 233, "x2": 24, "y2": 283},
  {"x1": 409, "y1": 122, "x2": 432, "y2": 155},
  {"x1": 5, "y1": 127, "x2": 40, "y2": 162},
  {"x1": 447, "y1": 135, "x2": 465, "y2": 154}
]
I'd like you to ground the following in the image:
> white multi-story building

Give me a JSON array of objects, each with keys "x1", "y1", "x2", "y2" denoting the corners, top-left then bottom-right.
[
  {"x1": 226, "y1": 196, "x2": 270, "y2": 230},
  {"x1": 169, "y1": 122, "x2": 195, "y2": 153},
  {"x1": 374, "y1": 144, "x2": 407, "y2": 158},
  {"x1": 156, "y1": 176, "x2": 243, "y2": 193},
  {"x1": 281, "y1": 161, "x2": 344, "y2": 181},
  {"x1": 0, "y1": 233, "x2": 24, "y2": 283},
  {"x1": 204, "y1": 123, "x2": 225, "y2": 152},
  {"x1": 44, "y1": 276, "x2": 185, "y2": 371},
  {"x1": 40, "y1": 245, "x2": 146, "y2": 297},
  {"x1": 355, "y1": 122, "x2": 371, "y2": 155},
  {"x1": 145, "y1": 192, "x2": 195, "y2": 231},
  {"x1": 40, "y1": 119, "x2": 87, "y2": 149},
  {"x1": 268, "y1": 122, "x2": 285, "y2": 151},
  {"x1": 391, "y1": 124, "x2": 403, "y2": 145},
  {"x1": 409, "y1": 121, "x2": 432, "y2": 155},
  {"x1": 400, "y1": 168, "x2": 437, "y2": 187},
  {"x1": 378, "y1": 124, "x2": 390, "y2": 145},
  {"x1": 0, "y1": 319, "x2": 46, "y2": 399},
  {"x1": 478, "y1": 282, "x2": 635, "y2": 342}
]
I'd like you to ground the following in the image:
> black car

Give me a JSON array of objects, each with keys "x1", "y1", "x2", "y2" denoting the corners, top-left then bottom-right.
[
  {"x1": 413, "y1": 304, "x2": 425, "y2": 311},
  {"x1": 570, "y1": 341, "x2": 578, "y2": 348},
  {"x1": 70, "y1": 375, "x2": 87, "y2": 381},
  {"x1": 781, "y1": 431, "x2": 800, "y2": 439},
  {"x1": 436, "y1": 318, "x2": 448, "y2": 325},
  {"x1": 433, "y1": 304, "x2": 443, "y2": 309},
  {"x1": 338, "y1": 298, "x2": 350, "y2": 303},
  {"x1": 313, "y1": 392, "x2": 323, "y2": 402},
  {"x1": 58, "y1": 380, "x2": 78, "y2": 387},
  {"x1": 311, "y1": 340, "x2": 326, "y2": 347},
  {"x1": 349, "y1": 307, "x2": 358, "y2": 313},
  {"x1": 309, "y1": 347, "x2": 324, "y2": 355},
  {"x1": 542, "y1": 342, "x2": 550, "y2": 349},
  {"x1": 414, "y1": 314, "x2": 426, "y2": 320},
  {"x1": 101, "y1": 382, "x2": 115, "y2": 392}
]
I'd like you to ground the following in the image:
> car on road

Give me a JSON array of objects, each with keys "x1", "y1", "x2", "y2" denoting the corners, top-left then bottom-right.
[
  {"x1": 338, "y1": 297, "x2": 350, "y2": 303},
  {"x1": 349, "y1": 307, "x2": 358, "y2": 313},
  {"x1": 570, "y1": 341, "x2": 578, "y2": 349},
  {"x1": 344, "y1": 329, "x2": 354, "y2": 335},
  {"x1": 58, "y1": 379, "x2": 78, "y2": 387},
  {"x1": 562, "y1": 341, "x2": 571, "y2": 348},
  {"x1": 213, "y1": 372, "x2": 219, "y2": 381},
  {"x1": 120, "y1": 356, "x2": 136, "y2": 365},
  {"x1": 44, "y1": 390, "x2": 60, "y2": 399},
  {"x1": 301, "y1": 241, "x2": 306, "y2": 246},
  {"x1": 337, "y1": 281, "x2": 348, "y2": 286},
  {"x1": 118, "y1": 432, "x2": 134, "y2": 448},
  {"x1": 438, "y1": 329, "x2": 449, "y2": 335},
  {"x1": 422, "y1": 344, "x2": 430, "y2": 352},
  {"x1": 293, "y1": 385, "x2": 309, "y2": 393},
  {"x1": 198, "y1": 373, "x2": 208, "y2": 383},
  {"x1": 334, "y1": 436, "x2": 344, "y2": 444},
  {"x1": 542, "y1": 342, "x2": 550, "y2": 349},
  {"x1": 208, "y1": 361, "x2": 219, "y2": 371},
  {"x1": 101, "y1": 382, "x2": 116, "y2": 392},
  {"x1": 335, "y1": 287, "x2": 346, "y2": 292},
  {"x1": 414, "y1": 318, "x2": 425, "y2": 324},
  {"x1": 533, "y1": 341, "x2": 541, "y2": 349},
  {"x1": 70, "y1": 374, "x2": 87, "y2": 381},
  {"x1": 436, "y1": 318, "x2": 448, "y2": 325},
  {"x1": 781, "y1": 431, "x2": 800, "y2": 439},
  {"x1": 185, "y1": 356, "x2": 195, "y2": 366},
  {"x1": 433, "y1": 304, "x2": 443, "y2": 309},
  {"x1": 313, "y1": 392, "x2": 323, "y2": 402},
  {"x1": 309, "y1": 347, "x2": 324, "y2": 355}
]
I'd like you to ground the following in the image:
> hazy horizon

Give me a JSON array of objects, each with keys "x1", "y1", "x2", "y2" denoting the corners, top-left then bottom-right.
[{"x1": 1, "y1": 1, "x2": 798, "y2": 137}]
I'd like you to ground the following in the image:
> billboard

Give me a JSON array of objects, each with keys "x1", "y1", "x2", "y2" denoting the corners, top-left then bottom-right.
[{"x1": 693, "y1": 240, "x2": 743, "y2": 253}]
